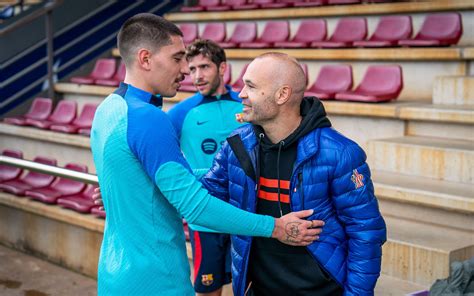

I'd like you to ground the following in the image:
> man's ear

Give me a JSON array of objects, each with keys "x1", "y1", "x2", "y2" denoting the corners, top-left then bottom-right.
[
  {"x1": 137, "y1": 48, "x2": 152, "y2": 70},
  {"x1": 218, "y1": 62, "x2": 227, "y2": 77},
  {"x1": 276, "y1": 85, "x2": 292, "y2": 105}
]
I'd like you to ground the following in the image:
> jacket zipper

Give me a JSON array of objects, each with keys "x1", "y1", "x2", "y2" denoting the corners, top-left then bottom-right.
[{"x1": 298, "y1": 172, "x2": 304, "y2": 210}]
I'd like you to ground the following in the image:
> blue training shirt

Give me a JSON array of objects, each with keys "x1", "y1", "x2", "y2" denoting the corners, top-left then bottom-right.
[{"x1": 90, "y1": 83, "x2": 274, "y2": 295}]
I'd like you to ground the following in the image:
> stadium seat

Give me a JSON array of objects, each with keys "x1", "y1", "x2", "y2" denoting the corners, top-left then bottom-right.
[
  {"x1": 178, "y1": 74, "x2": 197, "y2": 92},
  {"x1": 219, "y1": 22, "x2": 257, "y2": 48},
  {"x1": 70, "y1": 58, "x2": 116, "y2": 85},
  {"x1": 49, "y1": 103, "x2": 97, "y2": 134},
  {"x1": 274, "y1": 19, "x2": 327, "y2": 48},
  {"x1": 180, "y1": 23, "x2": 199, "y2": 45},
  {"x1": 258, "y1": 0, "x2": 291, "y2": 9},
  {"x1": 201, "y1": 23, "x2": 227, "y2": 43},
  {"x1": 226, "y1": 0, "x2": 259, "y2": 10},
  {"x1": 335, "y1": 65, "x2": 403, "y2": 102},
  {"x1": 327, "y1": 0, "x2": 361, "y2": 4},
  {"x1": 311, "y1": 17, "x2": 367, "y2": 48},
  {"x1": 305, "y1": 65, "x2": 353, "y2": 100},
  {"x1": 240, "y1": 21, "x2": 290, "y2": 48},
  {"x1": 57, "y1": 184, "x2": 97, "y2": 213},
  {"x1": 25, "y1": 100, "x2": 77, "y2": 129},
  {"x1": 293, "y1": 0, "x2": 327, "y2": 7},
  {"x1": 95, "y1": 63, "x2": 126, "y2": 86},
  {"x1": 181, "y1": 0, "x2": 224, "y2": 12},
  {"x1": 91, "y1": 206, "x2": 106, "y2": 218},
  {"x1": 25, "y1": 163, "x2": 88, "y2": 204},
  {"x1": 354, "y1": 16, "x2": 412, "y2": 47},
  {"x1": 0, "y1": 150, "x2": 23, "y2": 182},
  {"x1": 398, "y1": 13, "x2": 462, "y2": 47},
  {"x1": 231, "y1": 64, "x2": 249, "y2": 92},
  {"x1": 4, "y1": 97, "x2": 53, "y2": 126},
  {"x1": 0, "y1": 157, "x2": 57, "y2": 196}
]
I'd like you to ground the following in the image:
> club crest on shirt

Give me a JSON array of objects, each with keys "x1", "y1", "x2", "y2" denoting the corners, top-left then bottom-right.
[
  {"x1": 351, "y1": 169, "x2": 364, "y2": 189},
  {"x1": 202, "y1": 274, "x2": 214, "y2": 286}
]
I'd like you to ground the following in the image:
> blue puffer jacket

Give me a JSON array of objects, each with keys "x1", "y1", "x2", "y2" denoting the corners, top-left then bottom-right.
[{"x1": 201, "y1": 103, "x2": 387, "y2": 296}]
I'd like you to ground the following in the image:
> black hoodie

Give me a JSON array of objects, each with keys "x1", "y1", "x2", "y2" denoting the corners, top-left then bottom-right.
[{"x1": 247, "y1": 98, "x2": 343, "y2": 296}]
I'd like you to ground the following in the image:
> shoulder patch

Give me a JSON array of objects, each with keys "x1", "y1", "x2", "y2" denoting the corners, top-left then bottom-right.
[{"x1": 351, "y1": 169, "x2": 365, "y2": 189}]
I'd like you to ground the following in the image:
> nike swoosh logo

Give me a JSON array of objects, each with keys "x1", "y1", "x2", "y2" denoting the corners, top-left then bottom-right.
[{"x1": 197, "y1": 121, "x2": 209, "y2": 125}]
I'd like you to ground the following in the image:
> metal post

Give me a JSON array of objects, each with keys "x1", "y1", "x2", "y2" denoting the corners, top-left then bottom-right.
[{"x1": 45, "y1": 6, "x2": 54, "y2": 100}]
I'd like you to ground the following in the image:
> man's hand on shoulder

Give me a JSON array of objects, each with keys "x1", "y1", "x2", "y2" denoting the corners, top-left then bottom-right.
[{"x1": 272, "y1": 210, "x2": 324, "y2": 246}]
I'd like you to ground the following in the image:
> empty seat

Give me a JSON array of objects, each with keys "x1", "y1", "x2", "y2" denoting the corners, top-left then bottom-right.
[
  {"x1": 305, "y1": 65, "x2": 353, "y2": 100},
  {"x1": 0, "y1": 150, "x2": 23, "y2": 182},
  {"x1": 200, "y1": 23, "x2": 227, "y2": 43},
  {"x1": 219, "y1": 22, "x2": 257, "y2": 48},
  {"x1": 275, "y1": 20, "x2": 327, "y2": 48},
  {"x1": 70, "y1": 58, "x2": 116, "y2": 85},
  {"x1": 91, "y1": 206, "x2": 106, "y2": 218},
  {"x1": 0, "y1": 157, "x2": 57, "y2": 196},
  {"x1": 231, "y1": 64, "x2": 249, "y2": 92},
  {"x1": 226, "y1": 0, "x2": 259, "y2": 10},
  {"x1": 311, "y1": 18, "x2": 367, "y2": 48},
  {"x1": 4, "y1": 98, "x2": 53, "y2": 126},
  {"x1": 95, "y1": 63, "x2": 126, "y2": 87},
  {"x1": 398, "y1": 13, "x2": 462, "y2": 47},
  {"x1": 327, "y1": 0, "x2": 361, "y2": 4},
  {"x1": 180, "y1": 23, "x2": 199, "y2": 45},
  {"x1": 25, "y1": 163, "x2": 88, "y2": 204},
  {"x1": 335, "y1": 65, "x2": 403, "y2": 102},
  {"x1": 57, "y1": 184, "x2": 97, "y2": 213},
  {"x1": 25, "y1": 100, "x2": 77, "y2": 129},
  {"x1": 293, "y1": 0, "x2": 327, "y2": 7},
  {"x1": 258, "y1": 0, "x2": 291, "y2": 9},
  {"x1": 354, "y1": 16, "x2": 412, "y2": 47},
  {"x1": 49, "y1": 103, "x2": 97, "y2": 134},
  {"x1": 178, "y1": 74, "x2": 197, "y2": 92},
  {"x1": 240, "y1": 21, "x2": 290, "y2": 48}
]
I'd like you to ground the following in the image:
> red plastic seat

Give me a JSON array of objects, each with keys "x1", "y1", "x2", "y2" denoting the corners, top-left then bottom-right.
[
  {"x1": 70, "y1": 58, "x2": 116, "y2": 85},
  {"x1": 293, "y1": 0, "x2": 327, "y2": 7},
  {"x1": 49, "y1": 103, "x2": 97, "y2": 134},
  {"x1": 91, "y1": 206, "x2": 106, "y2": 218},
  {"x1": 305, "y1": 65, "x2": 353, "y2": 100},
  {"x1": 25, "y1": 163, "x2": 88, "y2": 204},
  {"x1": 311, "y1": 18, "x2": 367, "y2": 48},
  {"x1": 78, "y1": 128, "x2": 91, "y2": 136},
  {"x1": 57, "y1": 184, "x2": 97, "y2": 213},
  {"x1": 398, "y1": 13, "x2": 462, "y2": 47},
  {"x1": 226, "y1": 0, "x2": 259, "y2": 10},
  {"x1": 0, "y1": 157, "x2": 57, "y2": 196},
  {"x1": 354, "y1": 16, "x2": 412, "y2": 48},
  {"x1": 4, "y1": 98, "x2": 53, "y2": 126},
  {"x1": 180, "y1": 23, "x2": 199, "y2": 45},
  {"x1": 25, "y1": 100, "x2": 77, "y2": 129},
  {"x1": 240, "y1": 21, "x2": 289, "y2": 48},
  {"x1": 95, "y1": 63, "x2": 126, "y2": 86},
  {"x1": 219, "y1": 22, "x2": 257, "y2": 48},
  {"x1": 178, "y1": 74, "x2": 197, "y2": 92},
  {"x1": 0, "y1": 150, "x2": 23, "y2": 182},
  {"x1": 200, "y1": 23, "x2": 227, "y2": 43},
  {"x1": 327, "y1": 0, "x2": 360, "y2": 4},
  {"x1": 275, "y1": 20, "x2": 327, "y2": 48},
  {"x1": 258, "y1": 0, "x2": 291, "y2": 8},
  {"x1": 231, "y1": 64, "x2": 249, "y2": 92},
  {"x1": 335, "y1": 65, "x2": 403, "y2": 102}
]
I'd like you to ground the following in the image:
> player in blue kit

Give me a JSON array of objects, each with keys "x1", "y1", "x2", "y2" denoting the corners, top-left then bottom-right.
[{"x1": 90, "y1": 13, "x2": 322, "y2": 296}]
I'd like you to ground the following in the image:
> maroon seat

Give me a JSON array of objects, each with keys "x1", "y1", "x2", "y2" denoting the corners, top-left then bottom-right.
[
  {"x1": 219, "y1": 22, "x2": 257, "y2": 48},
  {"x1": 70, "y1": 58, "x2": 116, "y2": 85},
  {"x1": 0, "y1": 150, "x2": 23, "y2": 182},
  {"x1": 78, "y1": 128, "x2": 91, "y2": 136},
  {"x1": 201, "y1": 22, "x2": 227, "y2": 43},
  {"x1": 327, "y1": 0, "x2": 361, "y2": 4},
  {"x1": 354, "y1": 16, "x2": 412, "y2": 48},
  {"x1": 231, "y1": 64, "x2": 249, "y2": 92},
  {"x1": 178, "y1": 74, "x2": 197, "y2": 92},
  {"x1": 4, "y1": 98, "x2": 53, "y2": 126},
  {"x1": 398, "y1": 13, "x2": 462, "y2": 47},
  {"x1": 25, "y1": 163, "x2": 88, "y2": 204},
  {"x1": 95, "y1": 63, "x2": 126, "y2": 86},
  {"x1": 57, "y1": 184, "x2": 97, "y2": 213},
  {"x1": 257, "y1": 0, "x2": 291, "y2": 9},
  {"x1": 91, "y1": 206, "x2": 106, "y2": 218},
  {"x1": 49, "y1": 103, "x2": 97, "y2": 134},
  {"x1": 25, "y1": 100, "x2": 77, "y2": 129},
  {"x1": 293, "y1": 0, "x2": 327, "y2": 7},
  {"x1": 226, "y1": 0, "x2": 259, "y2": 10},
  {"x1": 180, "y1": 23, "x2": 199, "y2": 45},
  {"x1": 240, "y1": 21, "x2": 289, "y2": 48},
  {"x1": 311, "y1": 17, "x2": 367, "y2": 48},
  {"x1": 275, "y1": 20, "x2": 327, "y2": 48},
  {"x1": 305, "y1": 65, "x2": 353, "y2": 100},
  {"x1": 0, "y1": 157, "x2": 57, "y2": 196},
  {"x1": 335, "y1": 65, "x2": 403, "y2": 102}
]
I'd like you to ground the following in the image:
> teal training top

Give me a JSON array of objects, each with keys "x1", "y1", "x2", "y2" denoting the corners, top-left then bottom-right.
[{"x1": 90, "y1": 83, "x2": 275, "y2": 296}]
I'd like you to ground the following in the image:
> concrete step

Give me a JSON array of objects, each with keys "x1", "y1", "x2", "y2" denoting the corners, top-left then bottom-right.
[
  {"x1": 382, "y1": 216, "x2": 474, "y2": 287},
  {"x1": 375, "y1": 275, "x2": 427, "y2": 296},
  {"x1": 368, "y1": 136, "x2": 474, "y2": 184},
  {"x1": 373, "y1": 170, "x2": 474, "y2": 232},
  {"x1": 399, "y1": 104, "x2": 474, "y2": 125},
  {"x1": 433, "y1": 76, "x2": 474, "y2": 105},
  {"x1": 406, "y1": 120, "x2": 474, "y2": 142}
]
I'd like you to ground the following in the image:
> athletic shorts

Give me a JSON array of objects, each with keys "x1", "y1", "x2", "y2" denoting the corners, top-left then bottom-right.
[{"x1": 189, "y1": 229, "x2": 232, "y2": 293}]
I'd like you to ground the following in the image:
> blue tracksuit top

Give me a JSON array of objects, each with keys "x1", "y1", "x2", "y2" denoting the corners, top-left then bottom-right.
[{"x1": 90, "y1": 83, "x2": 275, "y2": 295}]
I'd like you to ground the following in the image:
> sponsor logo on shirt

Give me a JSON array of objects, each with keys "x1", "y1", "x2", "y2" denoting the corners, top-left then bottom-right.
[{"x1": 201, "y1": 138, "x2": 217, "y2": 154}]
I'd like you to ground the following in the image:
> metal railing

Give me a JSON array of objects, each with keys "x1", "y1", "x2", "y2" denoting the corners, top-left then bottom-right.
[{"x1": 0, "y1": 155, "x2": 98, "y2": 184}]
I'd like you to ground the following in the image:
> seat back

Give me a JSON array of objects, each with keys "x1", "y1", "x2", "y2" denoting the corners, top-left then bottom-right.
[
  {"x1": 330, "y1": 18, "x2": 367, "y2": 42},
  {"x1": 355, "y1": 65, "x2": 403, "y2": 97},
  {"x1": 201, "y1": 23, "x2": 226, "y2": 42},
  {"x1": 370, "y1": 16, "x2": 412, "y2": 41},
  {"x1": 310, "y1": 65, "x2": 353, "y2": 93},
  {"x1": 293, "y1": 20, "x2": 327, "y2": 43},
  {"x1": 73, "y1": 104, "x2": 98, "y2": 128},
  {"x1": 51, "y1": 163, "x2": 88, "y2": 195},
  {"x1": 113, "y1": 63, "x2": 126, "y2": 82},
  {"x1": 224, "y1": 0, "x2": 247, "y2": 5},
  {"x1": 25, "y1": 98, "x2": 53, "y2": 120},
  {"x1": 224, "y1": 63, "x2": 232, "y2": 85},
  {"x1": 229, "y1": 22, "x2": 257, "y2": 43},
  {"x1": 80, "y1": 184, "x2": 97, "y2": 200},
  {"x1": 22, "y1": 157, "x2": 57, "y2": 187},
  {"x1": 0, "y1": 149, "x2": 23, "y2": 182},
  {"x1": 200, "y1": 0, "x2": 221, "y2": 6},
  {"x1": 415, "y1": 13, "x2": 462, "y2": 45},
  {"x1": 259, "y1": 21, "x2": 290, "y2": 43},
  {"x1": 180, "y1": 23, "x2": 199, "y2": 44},
  {"x1": 253, "y1": 0, "x2": 275, "y2": 4},
  {"x1": 48, "y1": 100, "x2": 77, "y2": 124},
  {"x1": 91, "y1": 58, "x2": 116, "y2": 80},
  {"x1": 231, "y1": 64, "x2": 249, "y2": 91}
]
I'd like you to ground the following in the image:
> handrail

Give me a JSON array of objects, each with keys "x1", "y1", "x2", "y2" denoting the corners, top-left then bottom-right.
[{"x1": 0, "y1": 155, "x2": 98, "y2": 185}]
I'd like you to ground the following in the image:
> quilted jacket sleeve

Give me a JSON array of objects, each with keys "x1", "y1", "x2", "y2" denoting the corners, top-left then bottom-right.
[
  {"x1": 330, "y1": 143, "x2": 387, "y2": 296},
  {"x1": 200, "y1": 142, "x2": 232, "y2": 202}
]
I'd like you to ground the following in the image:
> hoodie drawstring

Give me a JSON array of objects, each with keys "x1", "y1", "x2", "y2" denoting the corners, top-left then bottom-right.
[
  {"x1": 255, "y1": 133, "x2": 264, "y2": 194},
  {"x1": 277, "y1": 141, "x2": 285, "y2": 217}
]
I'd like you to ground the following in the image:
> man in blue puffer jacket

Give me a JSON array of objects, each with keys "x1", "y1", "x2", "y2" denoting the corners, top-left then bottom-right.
[{"x1": 200, "y1": 52, "x2": 387, "y2": 296}]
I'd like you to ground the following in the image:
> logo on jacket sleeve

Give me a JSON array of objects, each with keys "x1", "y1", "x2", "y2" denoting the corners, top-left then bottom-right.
[
  {"x1": 351, "y1": 169, "x2": 364, "y2": 189},
  {"x1": 201, "y1": 274, "x2": 214, "y2": 286}
]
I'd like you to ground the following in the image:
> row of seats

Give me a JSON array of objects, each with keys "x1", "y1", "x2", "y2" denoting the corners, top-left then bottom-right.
[
  {"x1": 180, "y1": 12, "x2": 462, "y2": 48},
  {"x1": 181, "y1": 0, "x2": 392, "y2": 12},
  {"x1": 0, "y1": 149, "x2": 104, "y2": 218},
  {"x1": 3, "y1": 98, "x2": 97, "y2": 136},
  {"x1": 70, "y1": 59, "x2": 125, "y2": 86}
]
